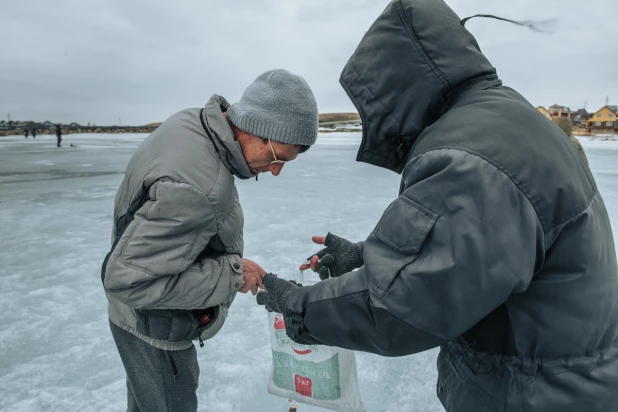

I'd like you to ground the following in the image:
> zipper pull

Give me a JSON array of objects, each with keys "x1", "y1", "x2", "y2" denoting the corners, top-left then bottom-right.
[{"x1": 199, "y1": 334, "x2": 204, "y2": 348}]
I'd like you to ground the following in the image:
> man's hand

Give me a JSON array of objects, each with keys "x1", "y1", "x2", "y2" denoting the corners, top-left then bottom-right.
[
  {"x1": 299, "y1": 233, "x2": 363, "y2": 280},
  {"x1": 239, "y1": 258, "x2": 266, "y2": 295},
  {"x1": 256, "y1": 273, "x2": 300, "y2": 313}
]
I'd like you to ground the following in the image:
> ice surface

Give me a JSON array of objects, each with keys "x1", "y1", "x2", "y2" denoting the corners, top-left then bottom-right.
[{"x1": 0, "y1": 132, "x2": 616, "y2": 412}]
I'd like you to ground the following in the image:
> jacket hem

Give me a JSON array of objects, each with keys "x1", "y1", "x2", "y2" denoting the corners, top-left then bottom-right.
[{"x1": 109, "y1": 317, "x2": 193, "y2": 351}]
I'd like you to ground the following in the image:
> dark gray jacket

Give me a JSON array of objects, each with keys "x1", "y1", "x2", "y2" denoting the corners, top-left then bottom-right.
[{"x1": 282, "y1": 1, "x2": 618, "y2": 411}]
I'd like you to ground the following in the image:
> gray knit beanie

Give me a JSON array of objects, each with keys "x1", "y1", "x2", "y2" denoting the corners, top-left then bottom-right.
[{"x1": 228, "y1": 69, "x2": 319, "y2": 146}]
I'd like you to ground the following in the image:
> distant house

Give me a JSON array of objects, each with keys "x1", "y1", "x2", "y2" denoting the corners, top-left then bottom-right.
[
  {"x1": 571, "y1": 109, "x2": 590, "y2": 126},
  {"x1": 586, "y1": 106, "x2": 617, "y2": 134},
  {"x1": 537, "y1": 106, "x2": 551, "y2": 119},
  {"x1": 549, "y1": 104, "x2": 571, "y2": 118},
  {"x1": 0, "y1": 121, "x2": 7, "y2": 130},
  {"x1": 7, "y1": 120, "x2": 15, "y2": 130},
  {"x1": 14, "y1": 121, "x2": 23, "y2": 129}
]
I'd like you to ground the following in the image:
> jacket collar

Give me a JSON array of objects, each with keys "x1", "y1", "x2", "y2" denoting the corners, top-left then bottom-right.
[{"x1": 202, "y1": 94, "x2": 256, "y2": 180}]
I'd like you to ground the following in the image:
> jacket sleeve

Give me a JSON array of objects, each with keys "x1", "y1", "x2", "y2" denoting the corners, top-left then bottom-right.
[
  {"x1": 283, "y1": 148, "x2": 545, "y2": 356},
  {"x1": 103, "y1": 180, "x2": 244, "y2": 310}
]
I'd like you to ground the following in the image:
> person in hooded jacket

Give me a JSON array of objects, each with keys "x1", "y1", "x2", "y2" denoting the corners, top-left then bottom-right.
[
  {"x1": 102, "y1": 69, "x2": 319, "y2": 412},
  {"x1": 256, "y1": 1, "x2": 618, "y2": 411}
]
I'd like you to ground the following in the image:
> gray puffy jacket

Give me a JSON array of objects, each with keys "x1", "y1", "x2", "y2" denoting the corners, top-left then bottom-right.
[
  {"x1": 103, "y1": 95, "x2": 254, "y2": 351},
  {"x1": 282, "y1": 1, "x2": 618, "y2": 411}
]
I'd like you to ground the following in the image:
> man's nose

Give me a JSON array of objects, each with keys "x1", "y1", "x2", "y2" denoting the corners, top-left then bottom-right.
[{"x1": 268, "y1": 163, "x2": 284, "y2": 176}]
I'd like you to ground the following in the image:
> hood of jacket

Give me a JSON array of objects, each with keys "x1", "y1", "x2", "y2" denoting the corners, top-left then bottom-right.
[{"x1": 340, "y1": 0, "x2": 501, "y2": 173}]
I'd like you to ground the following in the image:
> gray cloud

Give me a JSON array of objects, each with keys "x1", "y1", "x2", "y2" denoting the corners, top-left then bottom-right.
[{"x1": 1, "y1": 0, "x2": 615, "y2": 125}]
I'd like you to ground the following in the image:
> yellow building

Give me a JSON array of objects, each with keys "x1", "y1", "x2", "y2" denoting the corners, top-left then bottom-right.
[
  {"x1": 537, "y1": 106, "x2": 551, "y2": 119},
  {"x1": 586, "y1": 106, "x2": 617, "y2": 134}
]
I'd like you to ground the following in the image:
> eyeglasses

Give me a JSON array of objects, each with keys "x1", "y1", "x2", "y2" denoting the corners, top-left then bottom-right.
[{"x1": 268, "y1": 140, "x2": 286, "y2": 164}]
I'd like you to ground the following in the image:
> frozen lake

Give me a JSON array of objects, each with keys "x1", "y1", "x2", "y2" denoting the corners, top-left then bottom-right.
[{"x1": 1, "y1": 132, "x2": 618, "y2": 412}]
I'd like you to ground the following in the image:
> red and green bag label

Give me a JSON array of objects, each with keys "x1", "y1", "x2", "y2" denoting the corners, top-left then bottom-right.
[
  {"x1": 270, "y1": 314, "x2": 342, "y2": 400},
  {"x1": 294, "y1": 374, "x2": 312, "y2": 397}
]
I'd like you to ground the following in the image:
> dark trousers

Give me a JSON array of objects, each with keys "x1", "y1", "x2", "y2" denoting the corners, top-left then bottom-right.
[{"x1": 109, "y1": 320, "x2": 200, "y2": 412}]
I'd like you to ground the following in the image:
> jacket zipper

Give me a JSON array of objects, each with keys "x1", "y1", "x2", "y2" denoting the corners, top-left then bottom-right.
[{"x1": 198, "y1": 333, "x2": 204, "y2": 348}]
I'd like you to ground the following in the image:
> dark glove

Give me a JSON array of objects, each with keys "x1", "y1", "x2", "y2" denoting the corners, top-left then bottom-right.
[
  {"x1": 309, "y1": 233, "x2": 363, "y2": 280},
  {"x1": 256, "y1": 273, "x2": 300, "y2": 313}
]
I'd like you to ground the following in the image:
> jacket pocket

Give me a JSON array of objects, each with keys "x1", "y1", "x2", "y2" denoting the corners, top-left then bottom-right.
[
  {"x1": 135, "y1": 309, "x2": 201, "y2": 342},
  {"x1": 374, "y1": 195, "x2": 437, "y2": 254},
  {"x1": 135, "y1": 305, "x2": 228, "y2": 344},
  {"x1": 368, "y1": 195, "x2": 438, "y2": 294},
  {"x1": 437, "y1": 350, "x2": 505, "y2": 412},
  {"x1": 197, "y1": 304, "x2": 228, "y2": 343}
]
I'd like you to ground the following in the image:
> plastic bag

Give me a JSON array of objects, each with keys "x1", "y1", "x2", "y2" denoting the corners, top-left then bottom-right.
[{"x1": 267, "y1": 310, "x2": 365, "y2": 412}]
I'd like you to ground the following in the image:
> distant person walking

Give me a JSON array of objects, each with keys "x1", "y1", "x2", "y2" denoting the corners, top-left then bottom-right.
[
  {"x1": 31, "y1": 128, "x2": 37, "y2": 139},
  {"x1": 55, "y1": 124, "x2": 62, "y2": 147},
  {"x1": 24, "y1": 129, "x2": 29, "y2": 138}
]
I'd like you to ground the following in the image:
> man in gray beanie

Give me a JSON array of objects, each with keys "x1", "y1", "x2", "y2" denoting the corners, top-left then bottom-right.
[
  {"x1": 102, "y1": 68, "x2": 318, "y2": 412},
  {"x1": 228, "y1": 69, "x2": 319, "y2": 149}
]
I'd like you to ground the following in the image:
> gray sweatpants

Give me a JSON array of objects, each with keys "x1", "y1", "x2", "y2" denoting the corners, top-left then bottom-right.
[{"x1": 110, "y1": 320, "x2": 200, "y2": 412}]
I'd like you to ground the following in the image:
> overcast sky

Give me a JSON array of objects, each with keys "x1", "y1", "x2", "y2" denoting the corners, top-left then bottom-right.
[{"x1": 1, "y1": 0, "x2": 616, "y2": 125}]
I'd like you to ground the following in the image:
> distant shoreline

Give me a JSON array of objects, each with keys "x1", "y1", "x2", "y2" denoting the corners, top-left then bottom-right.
[
  {"x1": 0, "y1": 126, "x2": 158, "y2": 137},
  {"x1": 1, "y1": 121, "x2": 614, "y2": 138},
  {"x1": 0, "y1": 128, "x2": 364, "y2": 137},
  {"x1": 0, "y1": 112, "x2": 363, "y2": 137},
  {"x1": 3, "y1": 113, "x2": 615, "y2": 138},
  {"x1": 4, "y1": 132, "x2": 618, "y2": 142}
]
